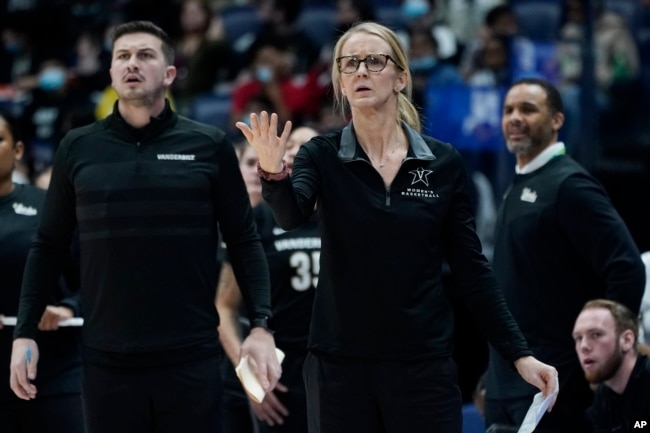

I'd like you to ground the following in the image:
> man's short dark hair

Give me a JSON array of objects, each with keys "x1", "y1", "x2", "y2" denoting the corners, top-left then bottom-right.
[
  {"x1": 511, "y1": 77, "x2": 564, "y2": 114},
  {"x1": 110, "y1": 20, "x2": 175, "y2": 65}
]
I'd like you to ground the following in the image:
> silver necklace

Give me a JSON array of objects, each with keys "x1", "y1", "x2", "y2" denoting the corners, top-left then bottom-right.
[{"x1": 367, "y1": 142, "x2": 402, "y2": 168}]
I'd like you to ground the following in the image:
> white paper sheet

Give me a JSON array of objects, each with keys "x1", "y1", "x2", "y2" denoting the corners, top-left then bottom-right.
[
  {"x1": 517, "y1": 377, "x2": 560, "y2": 433},
  {"x1": 235, "y1": 348, "x2": 285, "y2": 404},
  {"x1": 1, "y1": 317, "x2": 84, "y2": 326}
]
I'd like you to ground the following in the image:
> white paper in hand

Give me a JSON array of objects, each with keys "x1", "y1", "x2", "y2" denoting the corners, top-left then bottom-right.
[
  {"x1": 235, "y1": 348, "x2": 285, "y2": 404},
  {"x1": 517, "y1": 376, "x2": 560, "y2": 433},
  {"x1": 1, "y1": 316, "x2": 84, "y2": 326}
]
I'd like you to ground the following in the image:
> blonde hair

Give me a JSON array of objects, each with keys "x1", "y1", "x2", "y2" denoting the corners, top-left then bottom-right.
[
  {"x1": 331, "y1": 21, "x2": 421, "y2": 132},
  {"x1": 582, "y1": 299, "x2": 640, "y2": 346}
]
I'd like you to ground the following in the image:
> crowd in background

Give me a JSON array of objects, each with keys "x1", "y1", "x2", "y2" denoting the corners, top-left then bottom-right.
[{"x1": 2, "y1": 0, "x2": 650, "y2": 199}]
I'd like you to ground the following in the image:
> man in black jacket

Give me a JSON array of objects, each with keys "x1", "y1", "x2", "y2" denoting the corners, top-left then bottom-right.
[
  {"x1": 485, "y1": 77, "x2": 645, "y2": 432},
  {"x1": 9, "y1": 21, "x2": 280, "y2": 433}
]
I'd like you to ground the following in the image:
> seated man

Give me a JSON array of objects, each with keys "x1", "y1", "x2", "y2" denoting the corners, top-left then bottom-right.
[{"x1": 573, "y1": 299, "x2": 650, "y2": 432}]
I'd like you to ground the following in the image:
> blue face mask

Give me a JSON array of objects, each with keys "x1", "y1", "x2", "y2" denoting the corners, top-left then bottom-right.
[
  {"x1": 401, "y1": 0, "x2": 430, "y2": 20},
  {"x1": 410, "y1": 56, "x2": 437, "y2": 73},
  {"x1": 240, "y1": 115, "x2": 252, "y2": 128},
  {"x1": 255, "y1": 66, "x2": 273, "y2": 83},
  {"x1": 38, "y1": 68, "x2": 66, "y2": 92}
]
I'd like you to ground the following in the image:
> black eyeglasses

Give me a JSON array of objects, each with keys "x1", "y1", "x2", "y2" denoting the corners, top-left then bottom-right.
[{"x1": 336, "y1": 54, "x2": 401, "y2": 74}]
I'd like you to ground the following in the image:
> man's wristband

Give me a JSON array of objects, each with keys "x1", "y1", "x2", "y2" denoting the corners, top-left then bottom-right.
[
  {"x1": 251, "y1": 315, "x2": 274, "y2": 334},
  {"x1": 257, "y1": 161, "x2": 289, "y2": 181}
]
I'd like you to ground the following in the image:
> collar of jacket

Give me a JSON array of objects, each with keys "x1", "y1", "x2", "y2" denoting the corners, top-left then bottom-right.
[
  {"x1": 337, "y1": 120, "x2": 436, "y2": 162},
  {"x1": 106, "y1": 98, "x2": 178, "y2": 143}
]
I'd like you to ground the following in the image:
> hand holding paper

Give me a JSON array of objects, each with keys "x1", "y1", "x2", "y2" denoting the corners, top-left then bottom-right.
[
  {"x1": 514, "y1": 355, "x2": 559, "y2": 403},
  {"x1": 1, "y1": 316, "x2": 84, "y2": 327},
  {"x1": 236, "y1": 348, "x2": 285, "y2": 403},
  {"x1": 517, "y1": 376, "x2": 560, "y2": 433}
]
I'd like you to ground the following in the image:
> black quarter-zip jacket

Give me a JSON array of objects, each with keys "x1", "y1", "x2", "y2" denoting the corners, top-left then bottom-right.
[
  {"x1": 262, "y1": 122, "x2": 531, "y2": 361},
  {"x1": 15, "y1": 102, "x2": 271, "y2": 358},
  {"x1": 487, "y1": 155, "x2": 645, "y2": 399}
]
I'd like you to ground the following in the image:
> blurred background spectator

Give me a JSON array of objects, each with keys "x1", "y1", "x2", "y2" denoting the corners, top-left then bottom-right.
[{"x1": 171, "y1": 0, "x2": 237, "y2": 114}]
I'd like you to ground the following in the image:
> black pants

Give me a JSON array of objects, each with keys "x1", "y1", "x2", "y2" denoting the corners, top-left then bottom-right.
[
  {"x1": 82, "y1": 352, "x2": 223, "y2": 433},
  {"x1": 259, "y1": 350, "x2": 307, "y2": 433},
  {"x1": 0, "y1": 394, "x2": 84, "y2": 433},
  {"x1": 304, "y1": 352, "x2": 462, "y2": 433},
  {"x1": 221, "y1": 355, "x2": 257, "y2": 433}
]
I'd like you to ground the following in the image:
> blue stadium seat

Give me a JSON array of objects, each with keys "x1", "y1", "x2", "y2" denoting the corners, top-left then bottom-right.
[
  {"x1": 187, "y1": 89, "x2": 233, "y2": 133},
  {"x1": 221, "y1": 5, "x2": 261, "y2": 44},
  {"x1": 376, "y1": 5, "x2": 406, "y2": 32},
  {"x1": 462, "y1": 403, "x2": 485, "y2": 433},
  {"x1": 298, "y1": 4, "x2": 338, "y2": 48}
]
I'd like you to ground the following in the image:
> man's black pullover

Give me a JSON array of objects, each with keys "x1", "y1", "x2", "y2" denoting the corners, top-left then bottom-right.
[
  {"x1": 488, "y1": 155, "x2": 644, "y2": 399},
  {"x1": 15, "y1": 103, "x2": 271, "y2": 361}
]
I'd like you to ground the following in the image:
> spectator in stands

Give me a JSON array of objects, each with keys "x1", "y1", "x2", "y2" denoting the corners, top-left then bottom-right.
[
  {"x1": 172, "y1": 0, "x2": 236, "y2": 115},
  {"x1": 251, "y1": 0, "x2": 321, "y2": 75},
  {"x1": 69, "y1": 29, "x2": 112, "y2": 101},
  {"x1": 335, "y1": 0, "x2": 376, "y2": 36},
  {"x1": 231, "y1": 37, "x2": 327, "y2": 128},
  {"x1": 459, "y1": 4, "x2": 518, "y2": 81},
  {"x1": 19, "y1": 58, "x2": 95, "y2": 178},
  {"x1": 594, "y1": 11, "x2": 642, "y2": 145},
  {"x1": 465, "y1": 34, "x2": 511, "y2": 87},
  {"x1": 0, "y1": 12, "x2": 38, "y2": 87},
  {"x1": 558, "y1": 6, "x2": 643, "y2": 148},
  {"x1": 401, "y1": 0, "x2": 460, "y2": 63},
  {"x1": 117, "y1": 0, "x2": 180, "y2": 40},
  {"x1": 407, "y1": 27, "x2": 463, "y2": 116}
]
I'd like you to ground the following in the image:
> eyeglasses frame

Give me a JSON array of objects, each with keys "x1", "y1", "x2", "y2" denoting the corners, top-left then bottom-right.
[{"x1": 336, "y1": 54, "x2": 403, "y2": 74}]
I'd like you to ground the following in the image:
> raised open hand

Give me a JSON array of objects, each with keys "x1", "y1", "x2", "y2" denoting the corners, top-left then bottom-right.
[{"x1": 235, "y1": 111, "x2": 292, "y2": 173}]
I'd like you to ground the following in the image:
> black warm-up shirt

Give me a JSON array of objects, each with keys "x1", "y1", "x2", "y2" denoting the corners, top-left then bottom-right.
[
  {"x1": 488, "y1": 155, "x2": 645, "y2": 399},
  {"x1": 15, "y1": 102, "x2": 271, "y2": 359},
  {"x1": 587, "y1": 354, "x2": 650, "y2": 432},
  {"x1": 262, "y1": 122, "x2": 532, "y2": 362}
]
